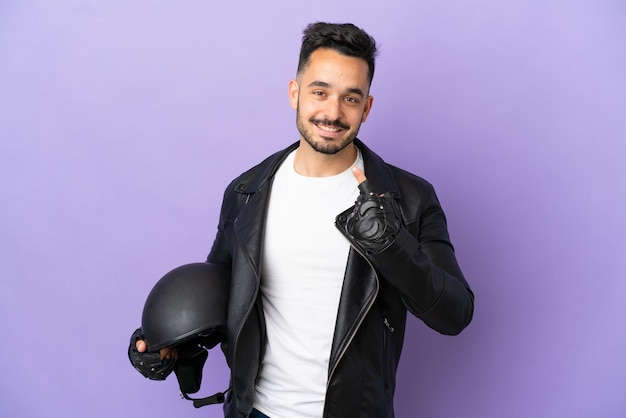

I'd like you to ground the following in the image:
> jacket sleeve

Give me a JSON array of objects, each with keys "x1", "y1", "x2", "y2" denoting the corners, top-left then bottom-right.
[
  {"x1": 206, "y1": 179, "x2": 239, "y2": 268},
  {"x1": 367, "y1": 183, "x2": 474, "y2": 335}
]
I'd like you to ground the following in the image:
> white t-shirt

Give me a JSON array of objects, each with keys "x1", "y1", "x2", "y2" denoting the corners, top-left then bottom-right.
[{"x1": 254, "y1": 148, "x2": 364, "y2": 418}]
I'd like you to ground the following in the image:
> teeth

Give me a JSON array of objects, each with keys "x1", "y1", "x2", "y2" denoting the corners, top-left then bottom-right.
[{"x1": 317, "y1": 124, "x2": 340, "y2": 132}]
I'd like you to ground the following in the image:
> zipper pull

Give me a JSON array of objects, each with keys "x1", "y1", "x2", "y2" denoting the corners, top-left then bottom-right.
[{"x1": 383, "y1": 317, "x2": 395, "y2": 333}]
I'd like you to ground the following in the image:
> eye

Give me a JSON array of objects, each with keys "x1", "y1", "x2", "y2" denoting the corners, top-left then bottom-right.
[
  {"x1": 312, "y1": 90, "x2": 325, "y2": 96},
  {"x1": 344, "y1": 96, "x2": 359, "y2": 104}
]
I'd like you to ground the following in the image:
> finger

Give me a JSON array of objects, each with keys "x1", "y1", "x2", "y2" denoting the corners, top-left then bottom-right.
[
  {"x1": 136, "y1": 339, "x2": 147, "y2": 353},
  {"x1": 351, "y1": 166, "x2": 367, "y2": 185},
  {"x1": 159, "y1": 347, "x2": 178, "y2": 361}
]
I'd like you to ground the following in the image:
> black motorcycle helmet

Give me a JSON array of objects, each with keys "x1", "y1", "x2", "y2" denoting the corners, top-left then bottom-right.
[
  {"x1": 141, "y1": 262, "x2": 229, "y2": 352},
  {"x1": 140, "y1": 262, "x2": 230, "y2": 407}
]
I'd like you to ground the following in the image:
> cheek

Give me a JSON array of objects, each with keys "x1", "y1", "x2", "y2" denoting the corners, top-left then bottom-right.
[
  {"x1": 297, "y1": 99, "x2": 319, "y2": 116},
  {"x1": 348, "y1": 108, "x2": 368, "y2": 125},
  {"x1": 358, "y1": 105, "x2": 372, "y2": 123}
]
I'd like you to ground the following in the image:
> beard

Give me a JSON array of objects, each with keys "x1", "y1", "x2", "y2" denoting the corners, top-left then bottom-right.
[{"x1": 295, "y1": 105, "x2": 362, "y2": 155}]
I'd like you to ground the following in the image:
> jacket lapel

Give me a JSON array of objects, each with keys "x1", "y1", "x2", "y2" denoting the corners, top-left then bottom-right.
[{"x1": 329, "y1": 248, "x2": 379, "y2": 370}]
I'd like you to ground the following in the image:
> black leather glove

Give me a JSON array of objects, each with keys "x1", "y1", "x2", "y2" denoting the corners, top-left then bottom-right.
[
  {"x1": 345, "y1": 180, "x2": 401, "y2": 254},
  {"x1": 128, "y1": 328, "x2": 175, "y2": 380}
]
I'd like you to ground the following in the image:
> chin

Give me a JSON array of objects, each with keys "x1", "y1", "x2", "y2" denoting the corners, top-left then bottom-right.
[{"x1": 311, "y1": 139, "x2": 353, "y2": 155}]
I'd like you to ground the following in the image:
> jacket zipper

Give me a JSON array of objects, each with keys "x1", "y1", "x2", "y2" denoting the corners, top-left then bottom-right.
[
  {"x1": 382, "y1": 316, "x2": 394, "y2": 391},
  {"x1": 383, "y1": 317, "x2": 394, "y2": 333}
]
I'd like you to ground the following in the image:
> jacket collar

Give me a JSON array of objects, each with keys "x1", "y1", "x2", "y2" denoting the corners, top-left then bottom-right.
[{"x1": 233, "y1": 138, "x2": 400, "y2": 196}]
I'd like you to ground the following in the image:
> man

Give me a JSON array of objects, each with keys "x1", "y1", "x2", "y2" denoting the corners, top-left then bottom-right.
[{"x1": 136, "y1": 22, "x2": 474, "y2": 418}]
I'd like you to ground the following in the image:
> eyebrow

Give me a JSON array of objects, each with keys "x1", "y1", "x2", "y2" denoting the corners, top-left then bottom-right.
[{"x1": 307, "y1": 81, "x2": 365, "y2": 98}]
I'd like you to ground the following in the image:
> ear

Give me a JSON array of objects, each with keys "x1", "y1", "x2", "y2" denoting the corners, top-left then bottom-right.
[
  {"x1": 361, "y1": 95, "x2": 374, "y2": 123},
  {"x1": 288, "y1": 79, "x2": 299, "y2": 110}
]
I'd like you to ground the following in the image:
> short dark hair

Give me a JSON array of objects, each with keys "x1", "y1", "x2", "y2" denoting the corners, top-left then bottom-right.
[{"x1": 297, "y1": 22, "x2": 379, "y2": 85}]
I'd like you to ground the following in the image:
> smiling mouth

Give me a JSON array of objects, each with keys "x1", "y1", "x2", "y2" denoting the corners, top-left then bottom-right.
[
  {"x1": 311, "y1": 118, "x2": 349, "y2": 133},
  {"x1": 316, "y1": 123, "x2": 342, "y2": 133}
]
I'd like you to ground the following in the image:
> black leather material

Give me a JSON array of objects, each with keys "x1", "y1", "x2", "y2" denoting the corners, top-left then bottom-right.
[
  {"x1": 344, "y1": 179, "x2": 401, "y2": 254},
  {"x1": 174, "y1": 342, "x2": 209, "y2": 394},
  {"x1": 128, "y1": 328, "x2": 175, "y2": 381}
]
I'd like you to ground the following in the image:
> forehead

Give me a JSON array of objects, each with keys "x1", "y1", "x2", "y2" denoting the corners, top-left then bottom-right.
[{"x1": 299, "y1": 48, "x2": 370, "y2": 88}]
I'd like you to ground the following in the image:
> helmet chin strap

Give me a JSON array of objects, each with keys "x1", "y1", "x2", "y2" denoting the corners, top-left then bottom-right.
[
  {"x1": 180, "y1": 389, "x2": 227, "y2": 408},
  {"x1": 174, "y1": 341, "x2": 228, "y2": 408}
]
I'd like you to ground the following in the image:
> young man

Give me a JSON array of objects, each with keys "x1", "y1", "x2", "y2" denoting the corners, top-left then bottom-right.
[{"x1": 137, "y1": 22, "x2": 474, "y2": 418}]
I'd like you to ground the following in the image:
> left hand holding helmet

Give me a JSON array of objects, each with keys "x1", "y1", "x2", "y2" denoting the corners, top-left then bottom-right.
[
  {"x1": 128, "y1": 328, "x2": 176, "y2": 380},
  {"x1": 127, "y1": 263, "x2": 230, "y2": 408}
]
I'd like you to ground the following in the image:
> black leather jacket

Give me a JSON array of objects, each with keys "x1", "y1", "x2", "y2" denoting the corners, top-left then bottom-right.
[{"x1": 206, "y1": 139, "x2": 474, "y2": 418}]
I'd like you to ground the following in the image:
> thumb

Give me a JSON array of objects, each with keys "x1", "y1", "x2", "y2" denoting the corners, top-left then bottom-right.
[
  {"x1": 351, "y1": 166, "x2": 367, "y2": 185},
  {"x1": 136, "y1": 339, "x2": 147, "y2": 353}
]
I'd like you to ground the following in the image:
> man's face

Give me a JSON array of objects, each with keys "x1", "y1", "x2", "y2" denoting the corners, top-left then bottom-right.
[{"x1": 289, "y1": 48, "x2": 374, "y2": 155}]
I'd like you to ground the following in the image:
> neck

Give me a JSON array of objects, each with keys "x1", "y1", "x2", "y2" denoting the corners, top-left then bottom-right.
[{"x1": 293, "y1": 140, "x2": 357, "y2": 177}]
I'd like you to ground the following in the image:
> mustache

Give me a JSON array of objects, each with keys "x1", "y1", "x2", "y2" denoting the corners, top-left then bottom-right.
[{"x1": 309, "y1": 117, "x2": 350, "y2": 130}]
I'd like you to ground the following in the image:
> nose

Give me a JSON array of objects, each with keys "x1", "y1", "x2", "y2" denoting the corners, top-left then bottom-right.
[{"x1": 323, "y1": 98, "x2": 342, "y2": 121}]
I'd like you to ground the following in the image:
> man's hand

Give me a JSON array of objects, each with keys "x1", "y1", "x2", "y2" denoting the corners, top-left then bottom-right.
[
  {"x1": 351, "y1": 166, "x2": 367, "y2": 185},
  {"x1": 136, "y1": 339, "x2": 178, "y2": 361},
  {"x1": 346, "y1": 166, "x2": 401, "y2": 254},
  {"x1": 128, "y1": 328, "x2": 177, "y2": 380}
]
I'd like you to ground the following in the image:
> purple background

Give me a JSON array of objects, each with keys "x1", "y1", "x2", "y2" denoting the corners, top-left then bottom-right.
[{"x1": 1, "y1": 1, "x2": 625, "y2": 417}]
